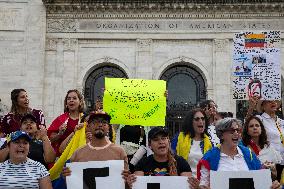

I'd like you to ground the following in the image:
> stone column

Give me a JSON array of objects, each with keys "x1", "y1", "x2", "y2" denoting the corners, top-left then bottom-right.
[
  {"x1": 213, "y1": 39, "x2": 236, "y2": 115},
  {"x1": 135, "y1": 39, "x2": 153, "y2": 79},
  {"x1": 62, "y1": 38, "x2": 78, "y2": 92},
  {"x1": 43, "y1": 38, "x2": 59, "y2": 124}
]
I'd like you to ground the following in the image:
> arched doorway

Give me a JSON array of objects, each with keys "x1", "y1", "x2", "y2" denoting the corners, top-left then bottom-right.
[
  {"x1": 84, "y1": 64, "x2": 128, "y2": 112},
  {"x1": 160, "y1": 64, "x2": 206, "y2": 137}
]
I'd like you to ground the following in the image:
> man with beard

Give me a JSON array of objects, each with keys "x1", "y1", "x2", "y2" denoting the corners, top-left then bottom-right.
[{"x1": 63, "y1": 111, "x2": 128, "y2": 173}]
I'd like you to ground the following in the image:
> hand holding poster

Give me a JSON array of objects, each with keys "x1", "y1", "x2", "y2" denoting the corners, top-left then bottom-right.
[
  {"x1": 132, "y1": 176, "x2": 189, "y2": 189},
  {"x1": 210, "y1": 169, "x2": 272, "y2": 189},
  {"x1": 66, "y1": 160, "x2": 124, "y2": 189},
  {"x1": 103, "y1": 78, "x2": 166, "y2": 126}
]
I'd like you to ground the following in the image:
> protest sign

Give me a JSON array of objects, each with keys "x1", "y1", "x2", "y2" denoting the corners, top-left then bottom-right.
[
  {"x1": 132, "y1": 176, "x2": 189, "y2": 189},
  {"x1": 232, "y1": 31, "x2": 281, "y2": 100},
  {"x1": 210, "y1": 169, "x2": 272, "y2": 189},
  {"x1": 103, "y1": 78, "x2": 166, "y2": 126},
  {"x1": 66, "y1": 160, "x2": 124, "y2": 189}
]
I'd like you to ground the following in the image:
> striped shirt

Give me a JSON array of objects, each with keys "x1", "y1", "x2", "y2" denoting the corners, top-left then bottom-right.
[{"x1": 0, "y1": 158, "x2": 49, "y2": 189}]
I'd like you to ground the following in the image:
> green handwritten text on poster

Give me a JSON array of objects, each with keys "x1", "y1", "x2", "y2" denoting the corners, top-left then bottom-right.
[{"x1": 103, "y1": 78, "x2": 166, "y2": 126}]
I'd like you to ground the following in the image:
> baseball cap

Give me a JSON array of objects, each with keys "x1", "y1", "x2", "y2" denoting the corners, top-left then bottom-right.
[
  {"x1": 88, "y1": 111, "x2": 111, "y2": 123},
  {"x1": 21, "y1": 114, "x2": 37, "y2": 124},
  {"x1": 6, "y1": 131, "x2": 31, "y2": 143},
  {"x1": 148, "y1": 127, "x2": 168, "y2": 141}
]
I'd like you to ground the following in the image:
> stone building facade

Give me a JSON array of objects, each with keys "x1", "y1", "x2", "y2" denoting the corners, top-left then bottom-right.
[{"x1": 0, "y1": 0, "x2": 283, "y2": 131}]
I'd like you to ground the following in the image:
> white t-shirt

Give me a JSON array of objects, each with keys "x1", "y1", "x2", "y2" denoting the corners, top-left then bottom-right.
[
  {"x1": 0, "y1": 158, "x2": 49, "y2": 189},
  {"x1": 188, "y1": 140, "x2": 203, "y2": 177}
]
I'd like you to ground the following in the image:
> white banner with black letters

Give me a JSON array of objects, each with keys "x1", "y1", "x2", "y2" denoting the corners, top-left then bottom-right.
[
  {"x1": 210, "y1": 169, "x2": 272, "y2": 189},
  {"x1": 133, "y1": 176, "x2": 189, "y2": 189},
  {"x1": 66, "y1": 160, "x2": 124, "y2": 189}
]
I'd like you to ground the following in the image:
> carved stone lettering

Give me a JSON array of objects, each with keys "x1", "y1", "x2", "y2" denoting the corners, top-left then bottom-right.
[{"x1": 77, "y1": 19, "x2": 283, "y2": 33}]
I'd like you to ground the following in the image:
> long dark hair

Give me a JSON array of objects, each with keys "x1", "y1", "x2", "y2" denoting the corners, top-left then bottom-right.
[
  {"x1": 182, "y1": 108, "x2": 208, "y2": 138},
  {"x1": 10, "y1": 89, "x2": 27, "y2": 114},
  {"x1": 64, "y1": 89, "x2": 85, "y2": 113},
  {"x1": 242, "y1": 116, "x2": 268, "y2": 149}
]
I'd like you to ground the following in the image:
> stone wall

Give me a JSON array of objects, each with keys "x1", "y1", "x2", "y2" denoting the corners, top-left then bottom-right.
[
  {"x1": 0, "y1": 1, "x2": 284, "y2": 125},
  {"x1": 0, "y1": 0, "x2": 46, "y2": 112}
]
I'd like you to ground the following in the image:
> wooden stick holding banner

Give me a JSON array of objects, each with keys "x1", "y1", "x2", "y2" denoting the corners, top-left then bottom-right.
[
  {"x1": 103, "y1": 78, "x2": 166, "y2": 126},
  {"x1": 66, "y1": 160, "x2": 125, "y2": 189},
  {"x1": 210, "y1": 169, "x2": 272, "y2": 189},
  {"x1": 132, "y1": 176, "x2": 189, "y2": 189}
]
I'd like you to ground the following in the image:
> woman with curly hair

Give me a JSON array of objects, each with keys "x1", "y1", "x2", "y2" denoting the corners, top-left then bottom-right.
[{"x1": 172, "y1": 108, "x2": 212, "y2": 176}]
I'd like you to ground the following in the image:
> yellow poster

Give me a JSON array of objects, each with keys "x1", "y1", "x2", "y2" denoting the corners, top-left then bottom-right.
[{"x1": 103, "y1": 78, "x2": 166, "y2": 126}]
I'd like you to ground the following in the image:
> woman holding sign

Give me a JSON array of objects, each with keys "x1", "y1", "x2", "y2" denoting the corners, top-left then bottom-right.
[
  {"x1": 246, "y1": 96, "x2": 284, "y2": 181},
  {"x1": 193, "y1": 118, "x2": 280, "y2": 189}
]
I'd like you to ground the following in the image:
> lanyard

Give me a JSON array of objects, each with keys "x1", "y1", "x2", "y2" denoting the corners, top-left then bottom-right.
[{"x1": 275, "y1": 117, "x2": 284, "y2": 147}]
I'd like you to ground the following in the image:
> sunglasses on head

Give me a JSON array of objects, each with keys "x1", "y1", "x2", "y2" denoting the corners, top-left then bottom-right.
[{"x1": 193, "y1": 117, "x2": 205, "y2": 121}]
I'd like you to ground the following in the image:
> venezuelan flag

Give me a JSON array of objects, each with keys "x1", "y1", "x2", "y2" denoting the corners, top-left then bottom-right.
[
  {"x1": 49, "y1": 123, "x2": 87, "y2": 189},
  {"x1": 245, "y1": 34, "x2": 265, "y2": 48}
]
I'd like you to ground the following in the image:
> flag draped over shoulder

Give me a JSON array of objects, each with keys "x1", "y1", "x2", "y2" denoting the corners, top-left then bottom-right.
[{"x1": 49, "y1": 122, "x2": 87, "y2": 189}]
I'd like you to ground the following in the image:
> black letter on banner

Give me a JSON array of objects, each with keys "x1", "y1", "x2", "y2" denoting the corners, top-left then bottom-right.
[
  {"x1": 147, "y1": 183, "x2": 160, "y2": 189},
  {"x1": 83, "y1": 167, "x2": 109, "y2": 189},
  {"x1": 229, "y1": 178, "x2": 255, "y2": 189}
]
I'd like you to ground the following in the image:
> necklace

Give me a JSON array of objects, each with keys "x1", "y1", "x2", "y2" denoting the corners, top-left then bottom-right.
[{"x1": 88, "y1": 140, "x2": 111, "y2": 150}]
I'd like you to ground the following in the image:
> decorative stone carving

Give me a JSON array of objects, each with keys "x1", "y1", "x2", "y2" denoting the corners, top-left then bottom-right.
[
  {"x1": 137, "y1": 39, "x2": 152, "y2": 52},
  {"x1": 102, "y1": 56, "x2": 111, "y2": 63},
  {"x1": 45, "y1": 38, "x2": 58, "y2": 51},
  {"x1": 62, "y1": 38, "x2": 78, "y2": 51},
  {"x1": 43, "y1": 1, "x2": 284, "y2": 19},
  {"x1": 214, "y1": 39, "x2": 228, "y2": 52},
  {"x1": 47, "y1": 19, "x2": 77, "y2": 32},
  {"x1": 0, "y1": 7, "x2": 25, "y2": 31}
]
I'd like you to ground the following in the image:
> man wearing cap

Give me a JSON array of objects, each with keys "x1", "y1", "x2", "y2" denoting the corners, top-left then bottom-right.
[
  {"x1": 247, "y1": 96, "x2": 284, "y2": 181},
  {"x1": 127, "y1": 127, "x2": 195, "y2": 188},
  {"x1": 63, "y1": 111, "x2": 128, "y2": 173},
  {"x1": 0, "y1": 130, "x2": 52, "y2": 188}
]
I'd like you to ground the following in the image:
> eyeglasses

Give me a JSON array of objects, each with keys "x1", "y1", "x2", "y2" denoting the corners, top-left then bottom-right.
[
  {"x1": 193, "y1": 117, "x2": 205, "y2": 121},
  {"x1": 224, "y1": 128, "x2": 242, "y2": 134}
]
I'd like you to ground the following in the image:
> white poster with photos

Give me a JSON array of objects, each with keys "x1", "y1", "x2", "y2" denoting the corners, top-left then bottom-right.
[{"x1": 232, "y1": 31, "x2": 281, "y2": 100}]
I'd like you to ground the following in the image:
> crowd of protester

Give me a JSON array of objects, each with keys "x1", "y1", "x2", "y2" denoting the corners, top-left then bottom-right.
[{"x1": 0, "y1": 88, "x2": 283, "y2": 189}]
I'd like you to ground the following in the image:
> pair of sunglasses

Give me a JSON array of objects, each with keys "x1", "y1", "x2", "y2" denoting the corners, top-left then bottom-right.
[{"x1": 193, "y1": 117, "x2": 205, "y2": 121}]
